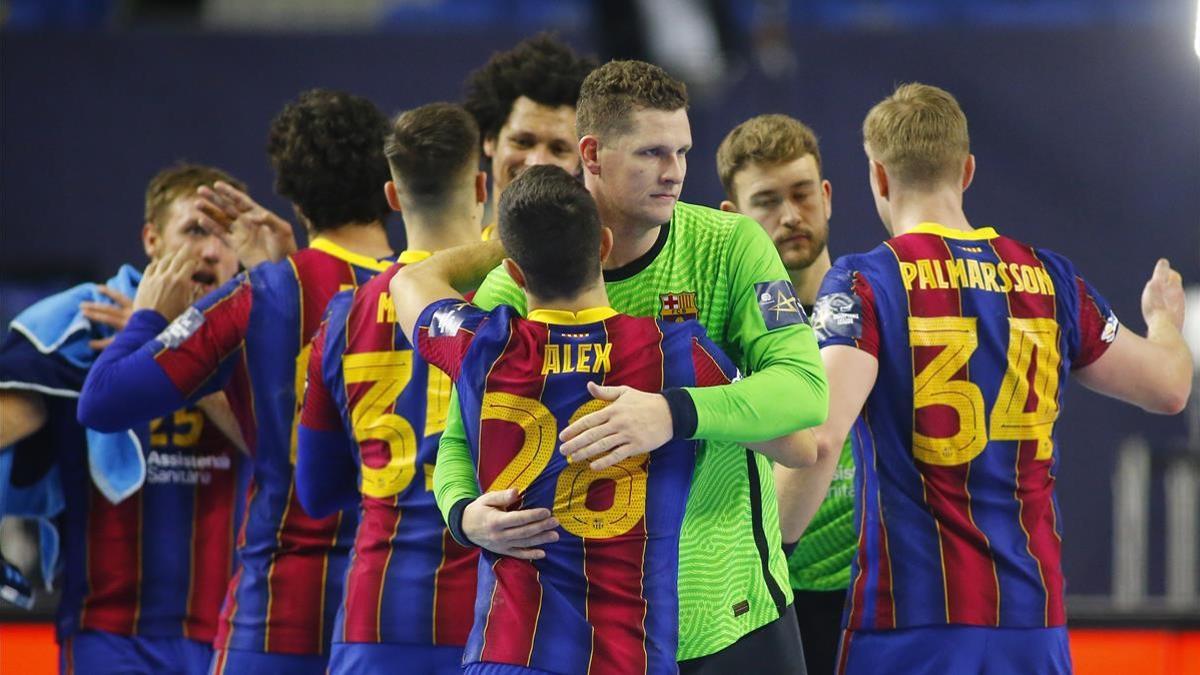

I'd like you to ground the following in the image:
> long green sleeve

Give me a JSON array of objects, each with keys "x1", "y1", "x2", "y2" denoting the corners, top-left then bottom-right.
[{"x1": 684, "y1": 218, "x2": 829, "y2": 441}]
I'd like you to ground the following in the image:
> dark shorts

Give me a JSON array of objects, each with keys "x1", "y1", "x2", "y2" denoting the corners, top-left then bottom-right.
[
  {"x1": 792, "y1": 588, "x2": 847, "y2": 675},
  {"x1": 208, "y1": 647, "x2": 328, "y2": 675},
  {"x1": 679, "y1": 603, "x2": 807, "y2": 675},
  {"x1": 837, "y1": 625, "x2": 1072, "y2": 675},
  {"x1": 330, "y1": 642, "x2": 463, "y2": 675},
  {"x1": 61, "y1": 631, "x2": 211, "y2": 675}
]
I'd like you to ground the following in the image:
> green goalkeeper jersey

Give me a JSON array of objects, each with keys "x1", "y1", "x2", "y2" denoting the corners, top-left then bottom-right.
[
  {"x1": 787, "y1": 434, "x2": 856, "y2": 591},
  {"x1": 434, "y1": 201, "x2": 828, "y2": 660}
]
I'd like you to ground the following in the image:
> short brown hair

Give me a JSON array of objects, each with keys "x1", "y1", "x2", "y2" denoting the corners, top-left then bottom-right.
[
  {"x1": 863, "y1": 82, "x2": 969, "y2": 187},
  {"x1": 384, "y1": 103, "x2": 480, "y2": 206},
  {"x1": 575, "y1": 60, "x2": 688, "y2": 139},
  {"x1": 716, "y1": 114, "x2": 822, "y2": 201},
  {"x1": 144, "y1": 163, "x2": 245, "y2": 229}
]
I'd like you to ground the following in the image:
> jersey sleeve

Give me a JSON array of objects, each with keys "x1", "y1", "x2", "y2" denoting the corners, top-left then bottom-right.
[
  {"x1": 78, "y1": 275, "x2": 251, "y2": 432},
  {"x1": 812, "y1": 256, "x2": 881, "y2": 357},
  {"x1": 689, "y1": 328, "x2": 740, "y2": 388},
  {"x1": 1070, "y1": 275, "x2": 1119, "y2": 369},
  {"x1": 296, "y1": 313, "x2": 360, "y2": 519},
  {"x1": 684, "y1": 217, "x2": 829, "y2": 442},
  {"x1": 414, "y1": 299, "x2": 489, "y2": 381}
]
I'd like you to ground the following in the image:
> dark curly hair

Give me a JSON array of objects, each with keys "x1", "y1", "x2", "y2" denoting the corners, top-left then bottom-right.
[
  {"x1": 463, "y1": 34, "x2": 596, "y2": 154},
  {"x1": 266, "y1": 89, "x2": 391, "y2": 233}
]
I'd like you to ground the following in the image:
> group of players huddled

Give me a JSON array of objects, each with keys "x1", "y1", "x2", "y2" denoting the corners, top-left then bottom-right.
[{"x1": 0, "y1": 33, "x2": 1192, "y2": 675}]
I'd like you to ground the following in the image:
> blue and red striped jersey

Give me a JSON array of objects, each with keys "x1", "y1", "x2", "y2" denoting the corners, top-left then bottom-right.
[
  {"x1": 414, "y1": 300, "x2": 739, "y2": 675},
  {"x1": 296, "y1": 254, "x2": 478, "y2": 648},
  {"x1": 812, "y1": 223, "x2": 1119, "y2": 631},
  {"x1": 79, "y1": 239, "x2": 394, "y2": 655},
  {"x1": 0, "y1": 292, "x2": 240, "y2": 645}
]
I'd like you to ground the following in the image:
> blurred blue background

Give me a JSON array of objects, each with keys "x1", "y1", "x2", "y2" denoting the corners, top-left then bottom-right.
[{"x1": 2, "y1": 0, "x2": 1198, "y2": 610}]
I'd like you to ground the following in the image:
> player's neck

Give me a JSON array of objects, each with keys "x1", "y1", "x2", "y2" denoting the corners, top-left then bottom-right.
[
  {"x1": 597, "y1": 212, "x2": 663, "y2": 270},
  {"x1": 313, "y1": 221, "x2": 393, "y2": 259},
  {"x1": 791, "y1": 248, "x2": 832, "y2": 306},
  {"x1": 525, "y1": 281, "x2": 611, "y2": 315},
  {"x1": 887, "y1": 188, "x2": 972, "y2": 237},
  {"x1": 403, "y1": 206, "x2": 484, "y2": 254}
]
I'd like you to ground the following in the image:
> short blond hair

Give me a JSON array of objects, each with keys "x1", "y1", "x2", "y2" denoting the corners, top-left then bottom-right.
[
  {"x1": 863, "y1": 82, "x2": 969, "y2": 187},
  {"x1": 144, "y1": 163, "x2": 244, "y2": 229},
  {"x1": 716, "y1": 114, "x2": 822, "y2": 201},
  {"x1": 575, "y1": 60, "x2": 687, "y2": 139}
]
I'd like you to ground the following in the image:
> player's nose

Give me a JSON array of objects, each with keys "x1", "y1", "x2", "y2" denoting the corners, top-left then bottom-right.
[{"x1": 525, "y1": 145, "x2": 553, "y2": 166}]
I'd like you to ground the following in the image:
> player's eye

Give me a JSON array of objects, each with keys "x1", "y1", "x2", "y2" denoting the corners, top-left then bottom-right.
[
  {"x1": 185, "y1": 223, "x2": 208, "y2": 237},
  {"x1": 511, "y1": 136, "x2": 535, "y2": 149},
  {"x1": 752, "y1": 197, "x2": 781, "y2": 209}
]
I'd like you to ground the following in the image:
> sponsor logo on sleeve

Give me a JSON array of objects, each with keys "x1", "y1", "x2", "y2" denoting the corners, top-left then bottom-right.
[
  {"x1": 429, "y1": 303, "x2": 471, "y2": 338},
  {"x1": 755, "y1": 280, "x2": 808, "y2": 330},
  {"x1": 1101, "y1": 310, "x2": 1119, "y2": 343},
  {"x1": 812, "y1": 292, "x2": 862, "y2": 342},
  {"x1": 157, "y1": 307, "x2": 205, "y2": 349}
]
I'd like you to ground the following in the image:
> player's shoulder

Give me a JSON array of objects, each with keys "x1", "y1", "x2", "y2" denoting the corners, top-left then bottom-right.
[
  {"x1": 672, "y1": 201, "x2": 755, "y2": 240},
  {"x1": 830, "y1": 242, "x2": 896, "y2": 277}
]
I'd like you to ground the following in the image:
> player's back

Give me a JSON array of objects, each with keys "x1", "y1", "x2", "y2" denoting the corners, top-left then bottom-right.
[
  {"x1": 154, "y1": 239, "x2": 395, "y2": 654},
  {"x1": 422, "y1": 303, "x2": 738, "y2": 675},
  {"x1": 309, "y1": 258, "x2": 478, "y2": 648},
  {"x1": 814, "y1": 222, "x2": 1118, "y2": 631}
]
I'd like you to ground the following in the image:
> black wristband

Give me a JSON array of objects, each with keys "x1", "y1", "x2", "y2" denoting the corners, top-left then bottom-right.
[
  {"x1": 662, "y1": 388, "x2": 698, "y2": 440},
  {"x1": 447, "y1": 497, "x2": 475, "y2": 547}
]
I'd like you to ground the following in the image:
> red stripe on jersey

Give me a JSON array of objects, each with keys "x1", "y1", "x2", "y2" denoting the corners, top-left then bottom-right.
[
  {"x1": 155, "y1": 280, "x2": 253, "y2": 398},
  {"x1": 852, "y1": 273, "x2": 881, "y2": 358},
  {"x1": 433, "y1": 530, "x2": 478, "y2": 646},
  {"x1": 263, "y1": 485, "x2": 343, "y2": 653},
  {"x1": 690, "y1": 338, "x2": 731, "y2": 387},
  {"x1": 224, "y1": 352, "x2": 258, "y2": 455},
  {"x1": 581, "y1": 315, "x2": 658, "y2": 675},
  {"x1": 835, "y1": 629, "x2": 853, "y2": 675},
  {"x1": 888, "y1": 234, "x2": 999, "y2": 626},
  {"x1": 80, "y1": 487, "x2": 142, "y2": 635},
  {"x1": 185, "y1": 421, "x2": 239, "y2": 641},
  {"x1": 990, "y1": 238, "x2": 1066, "y2": 626},
  {"x1": 1073, "y1": 277, "x2": 1112, "y2": 368},
  {"x1": 480, "y1": 558, "x2": 543, "y2": 665},
  {"x1": 342, "y1": 496, "x2": 400, "y2": 643},
  {"x1": 477, "y1": 320, "x2": 548, "y2": 663},
  {"x1": 478, "y1": 319, "x2": 547, "y2": 492},
  {"x1": 215, "y1": 478, "x2": 256, "y2": 650}
]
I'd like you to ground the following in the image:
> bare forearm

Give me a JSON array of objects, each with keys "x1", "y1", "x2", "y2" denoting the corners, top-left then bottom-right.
[
  {"x1": 746, "y1": 429, "x2": 818, "y2": 468},
  {"x1": 775, "y1": 441, "x2": 840, "y2": 544},
  {"x1": 0, "y1": 390, "x2": 47, "y2": 447}
]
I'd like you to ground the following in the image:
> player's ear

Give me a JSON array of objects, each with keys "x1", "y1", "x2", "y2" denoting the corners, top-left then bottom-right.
[
  {"x1": 822, "y1": 179, "x2": 833, "y2": 220},
  {"x1": 870, "y1": 160, "x2": 889, "y2": 200},
  {"x1": 961, "y1": 154, "x2": 975, "y2": 192},
  {"x1": 718, "y1": 200, "x2": 738, "y2": 213},
  {"x1": 579, "y1": 136, "x2": 601, "y2": 175},
  {"x1": 503, "y1": 258, "x2": 527, "y2": 290},
  {"x1": 142, "y1": 221, "x2": 160, "y2": 260},
  {"x1": 475, "y1": 171, "x2": 488, "y2": 205},
  {"x1": 482, "y1": 135, "x2": 497, "y2": 160},
  {"x1": 384, "y1": 181, "x2": 403, "y2": 213},
  {"x1": 598, "y1": 227, "x2": 614, "y2": 264}
]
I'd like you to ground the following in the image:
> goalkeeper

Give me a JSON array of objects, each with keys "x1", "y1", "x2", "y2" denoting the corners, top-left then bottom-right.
[{"x1": 434, "y1": 59, "x2": 829, "y2": 674}]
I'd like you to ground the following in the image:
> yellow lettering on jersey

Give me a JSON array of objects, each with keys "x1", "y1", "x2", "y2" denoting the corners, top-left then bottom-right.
[
  {"x1": 899, "y1": 262, "x2": 919, "y2": 290},
  {"x1": 1036, "y1": 267, "x2": 1056, "y2": 296},
  {"x1": 1008, "y1": 263, "x2": 1025, "y2": 292},
  {"x1": 593, "y1": 343, "x2": 612, "y2": 372},
  {"x1": 931, "y1": 259, "x2": 950, "y2": 289},
  {"x1": 980, "y1": 262, "x2": 1002, "y2": 293},
  {"x1": 916, "y1": 259, "x2": 937, "y2": 290},
  {"x1": 541, "y1": 343, "x2": 613, "y2": 375},
  {"x1": 541, "y1": 345, "x2": 561, "y2": 375},
  {"x1": 996, "y1": 262, "x2": 1013, "y2": 292},
  {"x1": 945, "y1": 258, "x2": 966, "y2": 290},
  {"x1": 966, "y1": 258, "x2": 984, "y2": 290},
  {"x1": 376, "y1": 292, "x2": 396, "y2": 324},
  {"x1": 577, "y1": 343, "x2": 592, "y2": 372}
]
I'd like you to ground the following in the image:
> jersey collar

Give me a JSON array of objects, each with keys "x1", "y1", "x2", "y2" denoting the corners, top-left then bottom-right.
[
  {"x1": 398, "y1": 250, "x2": 431, "y2": 264},
  {"x1": 309, "y1": 237, "x2": 395, "y2": 272},
  {"x1": 909, "y1": 222, "x2": 998, "y2": 241},
  {"x1": 527, "y1": 307, "x2": 619, "y2": 325}
]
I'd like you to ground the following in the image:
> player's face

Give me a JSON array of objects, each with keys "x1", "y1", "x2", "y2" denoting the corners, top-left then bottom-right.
[
  {"x1": 732, "y1": 155, "x2": 831, "y2": 271},
  {"x1": 485, "y1": 96, "x2": 579, "y2": 198},
  {"x1": 596, "y1": 107, "x2": 691, "y2": 227},
  {"x1": 150, "y1": 195, "x2": 239, "y2": 295}
]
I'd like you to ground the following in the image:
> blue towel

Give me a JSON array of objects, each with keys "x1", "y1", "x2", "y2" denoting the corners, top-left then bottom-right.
[
  {"x1": 0, "y1": 448, "x2": 62, "y2": 592},
  {"x1": 7, "y1": 263, "x2": 148, "y2": 504}
]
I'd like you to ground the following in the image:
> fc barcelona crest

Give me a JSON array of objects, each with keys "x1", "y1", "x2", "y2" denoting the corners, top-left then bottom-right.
[{"x1": 659, "y1": 291, "x2": 699, "y2": 322}]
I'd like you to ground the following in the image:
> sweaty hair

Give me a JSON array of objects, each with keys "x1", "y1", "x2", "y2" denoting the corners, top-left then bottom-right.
[
  {"x1": 266, "y1": 89, "x2": 392, "y2": 232},
  {"x1": 498, "y1": 165, "x2": 601, "y2": 300},
  {"x1": 863, "y1": 82, "x2": 970, "y2": 188},
  {"x1": 144, "y1": 163, "x2": 245, "y2": 230},
  {"x1": 716, "y1": 114, "x2": 822, "y2": 202},
  {"x1": 463, "y1": 34, "x2": 596, "y2": 152},
  {"x1": 575, "y1": 60, "x2": 688, "y2": 140},
  {"x1": 385, "y1": 103, "x2": 480, "y2": 207}
]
